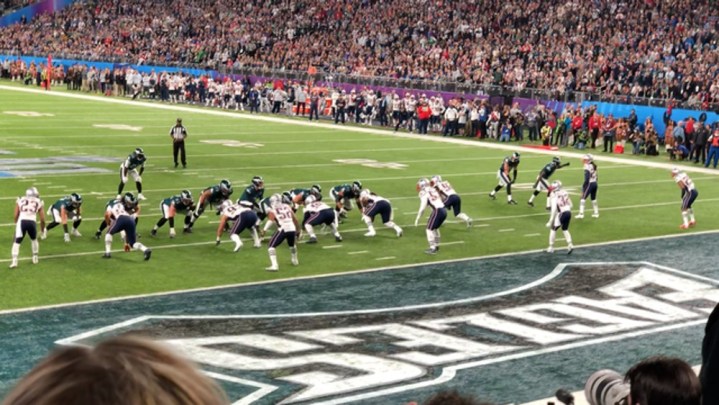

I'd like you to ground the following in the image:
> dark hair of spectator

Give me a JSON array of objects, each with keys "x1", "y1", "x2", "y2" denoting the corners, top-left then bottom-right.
[
  {"x1": 422, "y1": 390, "x2": 494, "y2": 405},
  {"x1": 2, "y1": 335, "x2": 228, "y2": 405},
  {"x1": 625, "y1": 356, "x2": 701, "y2": 405}
]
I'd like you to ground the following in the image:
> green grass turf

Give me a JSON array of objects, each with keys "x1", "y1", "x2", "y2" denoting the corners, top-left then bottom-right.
[{"x1": 1, "y1": 84, "x2": 717, "y2": 310}]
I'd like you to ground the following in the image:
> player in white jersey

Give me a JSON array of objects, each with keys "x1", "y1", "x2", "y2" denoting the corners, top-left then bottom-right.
[
  {"x1": 431, "y1": 175, "x2": 472, "y2": 227},
  {"x1": 265, "y1": 194, "x2": 300, "y2": 271},
  {"x1": 102, "y1": 193, "x2": 152, "y2": 260},
  {"x1": 10, "y1": 187, "x2": 46, "y2": 268},
  {"x1": 576, "y1": 154, "x2": 599, "y2": 219},
  {"x1": 546, "y1": 181, "x2": 573, "y2": 254},
  {"x1": 358, "y1": 190, "x2": 403, "y2": 238},
  {"x1": 215, "y1": 200, "x2": 261, "y2": 252},
  {"x1": 302, "y1": 195, "x2": 342, "y2": 243},
  {"x1": 414, "y1": 178, "x2": 447, "y2": 254},
  {"x1": 672, "y1": 168, "x2": 699, "y2": 229}
]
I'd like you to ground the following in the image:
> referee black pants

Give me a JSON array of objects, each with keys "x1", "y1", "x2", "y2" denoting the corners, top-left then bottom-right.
[{"x1": 173, "y1": 141, "x2": 186, "y2": 167}]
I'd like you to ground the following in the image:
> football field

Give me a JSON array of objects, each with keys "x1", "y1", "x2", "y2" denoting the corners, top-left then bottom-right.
[{"x1": 0, "y1": 84, "x2": 717, "y2": 404}]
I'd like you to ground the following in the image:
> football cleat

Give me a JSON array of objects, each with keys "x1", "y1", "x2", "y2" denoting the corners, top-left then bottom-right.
[
  {"x1": 364, "y1": 231, "x2": 376, "y2": 237},
  {"x1": 183, "y1": 227, "x2": 192, "y2": 234},
  {"x1": 307, "y1": 237, "x2": 318, "y2": 244},
  {"x1": 94, "y1": 231, "x2": 101, "y2": 240},
  {"x1": 143, "y1": 249, "x2": 152, "y2": 261},
  {"x1": 396, "y1": 229, "x2": 403, "y2": 238},
  {"x1": 64, "y1": 233, "x2": 71, "y2": 243},
  {"x1": 689, "y1": 220, "x2": 696, "y2": 227},
  {"x1": 508, "y1": 200, "x2": 517, "y2": 205},
  {"x1": 291, "y1": 257, "x2": 299, "y2": 266},
  {"x1": 71, "y1": 229, "x2": 82, "y2": 237},
  {"x1": 575, "y1": 214, "x2": 584, "y2": 219},
  {"x1": 265, "y1": 266, "x2": 279, "y2": 272},
  {"x1": 527, "y1": 201, "x2": 534, "y2": 207},
  {"x1": 488, "y1": 193, "x2": 496, "y2": 200},
  {"x1": 335, "y1": 235, "x2": 343, "y2": 242},
  {"x1": 680, "y1": 224, "x2": 690, "y2": 229},
  {"x1": 546, "y1": 247, "x2": 554, "y2": 253},
  {"x1": 253, "y1": 242, "x2": 262, "y2": 248},
  {"x1": 233, "y1": 242, "x2": 242, "y2": 252},
  {"x1": 169, "y1": 228, "x2": 176, "y2": 238},
  {"x1": 137, "y1": 193, "x2": 146, "y2": 201},
  {"x1": 424, "y1": 247, "x2": 438, "y2": 255},
  {"x1": 9, "y1": 261, "x2": 18, "y2": 269},
  {"x1": 567, "y1": 245, "x2": 573, "y2": 255},
  {"x1": 32, "y1": 255, "x2": 38, "y2": 264},
  {"x1": 40, "y1": 230, "x2": 47, "y2": 240},
  {"x1": 102, "y1": 253, "x2": 112, "y2": 259},
  {"x1": 150, "y1": 229, "x2": 157, "y2": 237},
  {"x1": 545, "y1": 206, "x2": 551, "y2": 211},
  {"x1": 591, "y1": 213, "x2": 600, "y2": 218},
  {"x1": 466, "y1": 218, "x2": 473, "y2": 228}
]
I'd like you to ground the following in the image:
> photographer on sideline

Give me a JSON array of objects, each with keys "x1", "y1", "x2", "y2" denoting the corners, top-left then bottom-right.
[{"x1": 625, "y1": 356, "x2": 701, "y2": 405}]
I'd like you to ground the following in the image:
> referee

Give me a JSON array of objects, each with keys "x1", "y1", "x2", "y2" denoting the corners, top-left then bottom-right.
[{"x1": 170, "y1": 118, "x2": 188, "y2": 168}]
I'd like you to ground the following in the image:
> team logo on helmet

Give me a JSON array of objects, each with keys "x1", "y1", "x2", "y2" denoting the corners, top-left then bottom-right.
[
  {"x1": 252, "y1": 176, "x2": 264, "y2": 189},
  {"x1": 70, "y1": 193, "x2": 83, "y2": 207},
  {"x1": 180, "y1": 190, "x2": 193, "y2": 205},
  {"x1": 352, "y1": 181, "x2": 362, "y2": 194},
  {"x1": 220, "y1": 179, "x2": 233, "y2": 196}
]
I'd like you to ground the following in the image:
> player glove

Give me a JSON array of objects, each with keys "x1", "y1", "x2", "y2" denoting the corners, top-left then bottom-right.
[{"x1": 545, "y1": 221, "x2": 552, "y2": 228}]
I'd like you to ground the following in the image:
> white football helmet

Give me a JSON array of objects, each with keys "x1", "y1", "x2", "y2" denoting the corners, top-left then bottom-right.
[
  {"x1": 430, "y1": 175, "x2": 442, "y2": 186},
  {"x1": 25, "y1": 187, "x2": 39, "y2": 198},
  {"x1": 417, "y1": 178, "x2": 430, "y2": 191},
  {"x1": 583, "y1": 154, "x2": 594, "y2": 162},
  {"x1": 671, "y1": 167, "x2": 680, "y2": 177},
  {"x1": 269, "y1": 193, "x2": 283, "y2": 208},
  {"x1": 551, "y1": 180, "x2": 562, "y2": 190},
  {"x1": 219, "y1": 200, "x2": 233, "y2": 212}
]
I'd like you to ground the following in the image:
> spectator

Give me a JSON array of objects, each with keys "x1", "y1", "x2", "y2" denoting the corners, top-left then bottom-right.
[
  {"x1": 625, "y1": 356, "x2": 700, "y2": 405},
  {"x1": 2, "y1": 335, "x2": 228, "y2": 405}
]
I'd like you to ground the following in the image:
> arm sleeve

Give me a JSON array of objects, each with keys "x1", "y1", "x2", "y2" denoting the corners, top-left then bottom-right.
[{"x1": 415, "y1": 196, "x2": 428, "y2": 224}]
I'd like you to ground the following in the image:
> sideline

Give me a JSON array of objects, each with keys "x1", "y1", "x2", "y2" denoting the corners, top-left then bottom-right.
[{"x1": 2, "y1": 85, "x2": 717, "y2": 175}]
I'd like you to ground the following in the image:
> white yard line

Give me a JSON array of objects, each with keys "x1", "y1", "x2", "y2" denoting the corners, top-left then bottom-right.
[
  {"x1": 375, "y1": 256, "x2": 396, "y2": 261},
  {"x1": 348, "y1": 251, "x2": 369, "y2": 255},
  {"x1": 2, "y1": 85, "x2": 718, "y2": 176}
]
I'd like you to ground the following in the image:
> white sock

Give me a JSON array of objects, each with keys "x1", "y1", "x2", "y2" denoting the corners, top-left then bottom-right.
[
  {"x1": 104, "y1": 234, "x2": 113, "y2": 253},
  {"x1": 457, "y1": 213, "x2": 469, "y2": 222},
  {"x1": 268, "y1": 247, "x2": 278, "y2": 268},
  {"x1": 579, "y1": 200, "x2": 585, "y2": 215},
  {"x1": 11, "y1": 242, "x2": 20, "y2": 260},
  {"x1": 132, "y1": 242, "x2": 147, "y2": 252},
  {"x1": 689, "y1": 209, "x2": 695, "y2": 222},
  {"x1": 549, "y1": 229, "x2": 556, "y2": 247},
  {"x1": 563, "y1": 230, "x2": 573, "y2": 246},
  {"x1": 304, "y1": 224, "x2": 315, "y2": 238},
  {"x1": 263, "y1": 220, "x2": 274, "y2": 233},
  {"x1": 31, "y1": 239, "x2": 39, "y2": 256},
  {"x1": 384, "y1": 221, "x2": 397, "y2": 230},
  {"x1": 592, "y1": 200, "x2": 599, "y2": 215},
  {"x1": 433, "y1": 230, "x2": 440, "y2": 248},
  {"x1": 682, "y1": 211, "x2": 689, "y2": 226},
  {"x1": 363, "y1": 215, "x2": 375, "y2": 233},
  {"x1": 230, "y1": 234, "x2": 242, "y2": 247},
  {"x1": 507, "y1": 194, "x2": 513, "y2": 202},
  {"x1": 290, "y1": 246, "x2": 298, "y2": 261},
  {"x1": 425, "y1": 229, "x2": 434, "y2": 248},
  {"x1": 528, "y1": 195, "x2": 535, "y2": 203},
  {"x1": 330, "y1": 223, "x2": 340, "y2": 238},
  {"x1": 251, "y1": 228, "x2": 260, "y2": 245}
]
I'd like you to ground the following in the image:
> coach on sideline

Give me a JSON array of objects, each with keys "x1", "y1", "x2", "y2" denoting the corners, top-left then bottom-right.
[{"x1": 170, "y1": 117, "x2": 188, "y2": 168}]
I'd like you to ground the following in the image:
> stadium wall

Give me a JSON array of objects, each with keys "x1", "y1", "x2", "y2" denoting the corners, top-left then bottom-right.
[
  {"x1": 0, "y1": 0, "x2": 79, "y2": 27},
  {"x1": 3, "y1": 53, "x2": 715, "y2": 134}
]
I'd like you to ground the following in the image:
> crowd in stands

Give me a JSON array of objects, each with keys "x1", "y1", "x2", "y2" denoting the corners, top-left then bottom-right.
[
  {"x1": 0, "y1": 0, "x2": 33, "y2": 15},
  {"x1": 0, "y1": 0, "x2": 719, "y2": 108}
]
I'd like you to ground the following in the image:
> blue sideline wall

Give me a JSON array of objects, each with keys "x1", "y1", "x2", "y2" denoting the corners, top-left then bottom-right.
[{"x1": 581, "y1": 102, "x2": 718, "y2": 135}]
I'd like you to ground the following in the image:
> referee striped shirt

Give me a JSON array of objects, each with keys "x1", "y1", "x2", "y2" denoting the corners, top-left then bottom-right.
[{"x1": 170, "y1": 125, "x2": 187, "y2": 141}]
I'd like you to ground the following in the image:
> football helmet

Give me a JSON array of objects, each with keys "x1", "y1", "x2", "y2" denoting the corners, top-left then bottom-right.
[
  {"x1": 551, "y1": 180, "x2": 563, "y2": 190},
  {"x1": 70, "y1": 193, "x2": 83, "y2": 207},
  {"x1": 281, "y1": 192, "x2": 293, "y2": 205},
  {"x1": 430, "y1": 175, "x2": 442, "y2": 186},
  {"x1": 219, "y1": 179, "x2": 233, "y2": 196},
  {"x1": 219, "y1": 199, "x2": 233, "y2": 212},
  {"x1": 180, "y1": 189, "x2": 193, "y2": 205},
  {"x1": 417, "y1": 177, "x2": 430, "y2": 191},
  {"x1": 359, "y1": 189, "x2": 371, "y2": 200},
  {"x1": 583, "y1": 154, "x2": 594, "y2": 162},
  {"x1": 310, "y1": 184, "x2": 322, "y2": 198},
  {"x1": 352, "y1": 181, "x2": 362, "y2": 194},
  {"x1": 552, "y1": 156, "x2": 561, "y2": 164},
  {"x1": 269, "y1": 193, "x2": 283, "y2": 208},
  {"x1": 25, "y1": 187, "x2": 39, "y2": 198},
  {"x1": 123, "y1": 192, "x2": 138, "y2": 208},
  {"x1": 252, "y1": 176, "x2": 264, "y2": 189},
  {"x1": 671, "y1": 167, "x2": 680, "y2": 177},
  {"x1": 511, "y1": 152, "x2": 520, "y2": 162},
  {"x1": 135, "y1": 147, "x2": 145, "y2": 158}
]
